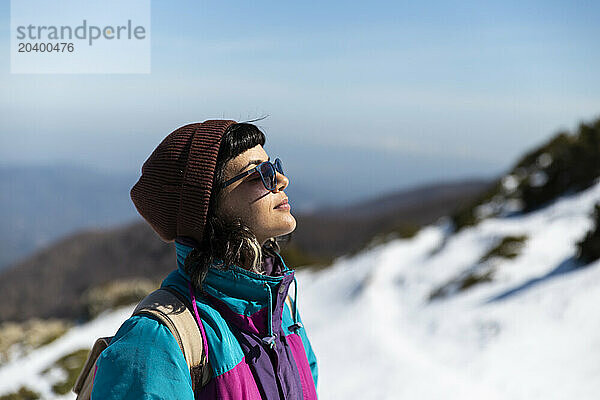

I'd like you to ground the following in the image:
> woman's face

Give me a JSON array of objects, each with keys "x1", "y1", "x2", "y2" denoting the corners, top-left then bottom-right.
[{"x1": 217, "y1": 144, "x2": 296, "y2": 245}]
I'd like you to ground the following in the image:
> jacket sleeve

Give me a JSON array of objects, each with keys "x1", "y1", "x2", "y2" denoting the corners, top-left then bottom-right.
[{"x1": 91, "y1": 314, "x2": 195, "y2": 400}]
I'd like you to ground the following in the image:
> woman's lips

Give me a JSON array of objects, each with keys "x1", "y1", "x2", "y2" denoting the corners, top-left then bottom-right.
[{"x1": 274, "y1": 199, "x2": 290, "y2": 210}]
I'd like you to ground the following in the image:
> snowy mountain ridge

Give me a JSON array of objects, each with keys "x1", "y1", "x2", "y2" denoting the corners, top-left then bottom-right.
[
  {"x1": 302, "y1": 177, "x2": 600, "y2": 399},
  {"x1": 1, "y1": 178, "x2": 599, "y2": 399}
]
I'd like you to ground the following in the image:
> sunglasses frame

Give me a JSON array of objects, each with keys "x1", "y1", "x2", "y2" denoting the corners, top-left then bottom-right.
[{"x1": 221, "y1": 158, "x2": 283, "y2": 191}]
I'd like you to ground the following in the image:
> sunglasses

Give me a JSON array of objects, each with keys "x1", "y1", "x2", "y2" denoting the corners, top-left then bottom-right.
[{"x1": 221, "y1": 158, "x2": 284, "y2": 191}]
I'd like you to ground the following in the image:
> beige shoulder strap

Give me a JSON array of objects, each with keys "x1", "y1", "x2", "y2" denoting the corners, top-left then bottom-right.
[
  {"x1": 285, "y1": 294, "x2": 294, "y2": 312},
  {"x1": 132, "y1": 288, "x2": 210, "y2": 388},
  {"x1": 73, "y1": 336, "x2": 112, "y2": 399}
]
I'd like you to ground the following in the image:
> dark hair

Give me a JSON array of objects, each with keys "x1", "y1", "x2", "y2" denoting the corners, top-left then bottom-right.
[{"x1": 182, "y1": 122, "x2": 286, "y2": 290}]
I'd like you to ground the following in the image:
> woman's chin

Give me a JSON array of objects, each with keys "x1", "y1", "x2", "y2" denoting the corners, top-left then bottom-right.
[{"x1": 268, "y1": 215, "x2": 297, "y2": 238}]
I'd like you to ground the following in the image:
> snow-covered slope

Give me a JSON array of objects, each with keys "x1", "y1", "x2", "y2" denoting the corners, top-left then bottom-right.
[
  {"x1": 1, "y1": 180, "x2": 599, "y2": 399},
  {"x1": 0, "y1": 306, "x2": 136, "y2": 399},
  {"x1": 300, "y1": 178, "x2": 600, "y2": 400}
]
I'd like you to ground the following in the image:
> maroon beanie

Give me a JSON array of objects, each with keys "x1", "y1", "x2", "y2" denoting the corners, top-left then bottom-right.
[{"x1": 130, "y1": 119, "x2": 237, "y2": 245}]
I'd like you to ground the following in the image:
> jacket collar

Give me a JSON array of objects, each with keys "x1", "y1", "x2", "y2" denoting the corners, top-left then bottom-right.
[{"x1": 164, "y1": 240, "x2": 297, "y2": 341}]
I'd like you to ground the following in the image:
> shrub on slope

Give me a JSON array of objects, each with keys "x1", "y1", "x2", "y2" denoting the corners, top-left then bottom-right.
[
  {"x1": 452, "y1": 117, "x2": 600, "y2": 231},
  {"x1": 577, "y1": 203, "x2": 600, "y2": 264}
]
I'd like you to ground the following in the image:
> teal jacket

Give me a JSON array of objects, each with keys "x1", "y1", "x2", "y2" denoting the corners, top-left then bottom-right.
[{"x1": 92, "y1": 241, "x2": 318, "y2": 399}]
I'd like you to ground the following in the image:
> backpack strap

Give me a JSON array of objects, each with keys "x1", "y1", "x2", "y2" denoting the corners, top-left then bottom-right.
[
  {"x1": 132, "y1": 287, "x2": 212, "y2": 390},
  {"x1": 73, "y1": 336, "x2": 113, "y2": 399},
  {"x1": 285, "y1": 294, "x2": 303, "y2": 332},
  {"x1": 285, "y1": 294, "x2": 293, "y2": 312}
]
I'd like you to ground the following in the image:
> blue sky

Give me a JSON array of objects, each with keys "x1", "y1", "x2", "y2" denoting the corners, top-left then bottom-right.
[{"x1": 1, "y1": 0, "x2": 599, "y2": 206}]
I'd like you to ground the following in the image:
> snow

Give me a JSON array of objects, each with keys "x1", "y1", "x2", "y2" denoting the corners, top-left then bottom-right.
[
  {"x1": 0, "y1": 306, "x2": 135, "y2": 399},
  {"x1": 298, "y1": 178, "x2": 600, "y2": 400},
  {"x1": 529, "y1": 170, "x2": 549, "y2": 187},
  {"x1": 1, "y1": 180, "x2": 599, "y2": 399},
  {"x1": 501, "y1": 174, "x2": 519, "y2": 193},
  {"x1": 537, "y1": 153, "x2": 553, "y2": 168}
]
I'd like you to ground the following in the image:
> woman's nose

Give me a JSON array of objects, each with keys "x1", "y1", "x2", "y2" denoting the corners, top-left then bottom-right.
[{"x1": 273, "y1": 171, "x2": 289, "y2": 192}]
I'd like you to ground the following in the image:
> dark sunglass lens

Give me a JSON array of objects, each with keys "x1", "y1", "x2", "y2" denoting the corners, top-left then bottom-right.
[
  {"x1": 259, "y1": 162, "x2": 276, "y2": 190},
  {"x1": 274, "y1": 158, "x2": 284, "y2": 175}
]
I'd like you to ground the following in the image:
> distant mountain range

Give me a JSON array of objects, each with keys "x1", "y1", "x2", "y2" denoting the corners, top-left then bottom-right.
[
  {"x1": 0, "y1": 164, "x2": 140, "y2": 270},
  {"x1": 287, "y1": 179, "x2": 492, "y2": 262},
  {"x1": 0, "y1": 177, "x2": 491, "y2": 322},
  {"x1": 0, "y1": 161, "x2": 492, "y2": 271}
]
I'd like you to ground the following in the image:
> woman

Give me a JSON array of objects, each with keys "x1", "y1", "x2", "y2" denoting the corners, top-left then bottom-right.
[{"x1": 92, "y1": 120, "x2": 318, "y2": 399}]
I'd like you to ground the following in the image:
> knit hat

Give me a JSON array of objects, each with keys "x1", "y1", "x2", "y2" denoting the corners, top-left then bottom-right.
[{"x1": 130, "y1": 119, "x2": 237, "y2": 245}]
